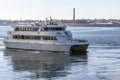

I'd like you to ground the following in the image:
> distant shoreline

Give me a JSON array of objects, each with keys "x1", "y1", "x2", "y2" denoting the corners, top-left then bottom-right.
[
  {"x1": 0, "y1": 24, "x2": 11, "y2": 26},
  {"x1": 0, "y1": 24, "x2": 120, "y2": 27},
  {"x1": 66, "y1": 24, "x2": 120, "y2": 27}
]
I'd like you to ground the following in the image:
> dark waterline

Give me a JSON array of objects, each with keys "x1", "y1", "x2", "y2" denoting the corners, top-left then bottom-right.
[{"x1": 0, "y1": 26, "x2": 120, "y2": 80}]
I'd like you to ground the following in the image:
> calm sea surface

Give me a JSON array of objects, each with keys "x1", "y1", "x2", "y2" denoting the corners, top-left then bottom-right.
[{"x1": 0, "y1": 26, "x2": 120, "y2": 80}]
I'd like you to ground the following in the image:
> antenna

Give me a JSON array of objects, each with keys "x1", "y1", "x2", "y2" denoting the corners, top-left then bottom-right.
[{"x1": 46, "y1": 17, "x2": 48, "y2": 25}]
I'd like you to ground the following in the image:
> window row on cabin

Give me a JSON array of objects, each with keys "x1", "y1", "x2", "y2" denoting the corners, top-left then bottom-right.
[
  {"x1": 13, "y1": 35, "x2": 57, "y2": 40},
  {"x1": 15, "y1": 27, "x2": 65, "y2": 31},
  {"x1": 15, "y1": 27, "x2": 39, "y2": 31},
  {"x1": 41, "y1": 27, "x2": 65, "y2": 31}
]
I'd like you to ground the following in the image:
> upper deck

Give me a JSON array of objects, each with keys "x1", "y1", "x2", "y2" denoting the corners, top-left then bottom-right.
[
  {"x1": 12, "y1": 19, "x2": 66, "y2": 32},
  {"x1": 9, "y1": 18, "x2": 72, "y2": 41}
]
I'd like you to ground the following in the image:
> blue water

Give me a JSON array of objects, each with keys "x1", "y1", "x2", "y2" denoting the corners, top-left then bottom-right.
[{"x1": 0, "y1": 26, "x2": 120, "y2": 80}]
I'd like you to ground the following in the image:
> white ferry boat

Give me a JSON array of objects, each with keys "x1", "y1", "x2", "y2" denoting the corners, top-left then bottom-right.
[{"x1": 4, "y1": 19, "x2": 89, "y2": 52}]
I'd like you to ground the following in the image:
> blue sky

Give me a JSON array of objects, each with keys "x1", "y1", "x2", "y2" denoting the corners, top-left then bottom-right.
[{"x1": 0, "y1": 0, "x2": 120, "y2": 20}]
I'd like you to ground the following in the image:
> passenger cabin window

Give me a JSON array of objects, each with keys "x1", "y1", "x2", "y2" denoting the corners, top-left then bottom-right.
[
  {"x1": 15, "y1": 27, "x2": 39, "y2": 31},
  {"x1": 13, "y1": 35, "x2": 41, "y2": 40},
  {"x1": 42, "y1": 36, "x2": 57, "y2": 40},
  {"x1": 13, "y1": 35, "x2": 57, "y2": 40},
  {"x1": 41, "y1": 27, "x2": 65, "y2": 31}
]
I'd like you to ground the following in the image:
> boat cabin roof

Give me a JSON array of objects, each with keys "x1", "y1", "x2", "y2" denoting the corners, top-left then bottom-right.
[
  {"x1": 12, "y1": 19, "x2": 66, "y2": 28},
  {"x1": 12, "y1": 24, "x2": 66, "y2": 28}
]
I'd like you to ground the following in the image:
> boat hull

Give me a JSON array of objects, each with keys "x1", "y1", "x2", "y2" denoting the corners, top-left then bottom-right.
[
  {"x1": 4, "y1": 40, "x2": 89, "y2": 52},
  {"x1": 70, "y1": 44, "x2": 89, "y2": 51}
]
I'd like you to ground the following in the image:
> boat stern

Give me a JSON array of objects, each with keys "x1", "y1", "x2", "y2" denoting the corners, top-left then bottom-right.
[{"x1": 70, "y1": 44, "x2": 89, "y2": 52}]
